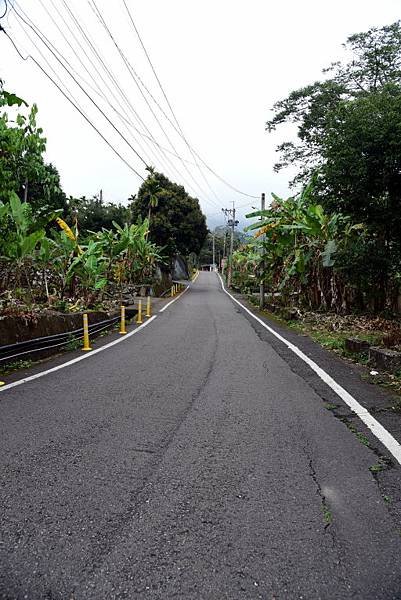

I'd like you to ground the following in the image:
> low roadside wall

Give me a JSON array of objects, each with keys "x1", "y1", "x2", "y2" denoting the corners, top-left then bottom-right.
[{"x1": 0, "y1": 311, "x2": 112, "y2": 347}]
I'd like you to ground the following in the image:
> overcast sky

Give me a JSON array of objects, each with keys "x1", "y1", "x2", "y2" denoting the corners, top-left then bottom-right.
[{"x1": 1, "y1": 0, "x2": 400, "y2": 229}]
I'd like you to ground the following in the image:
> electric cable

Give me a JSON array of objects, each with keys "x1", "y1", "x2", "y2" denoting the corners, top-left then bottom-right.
[
  {"x1": 120, "y1": 0, "x2": 221, "y2": 204},
  {"x1": 36, "y1": 0, "x2": 163, "y2": 171},
  {"x1": 88, "y1": 0, "x2": 221, "y2": 209},
  {"x1": 0, "y1": 0, "x2": 8, "y2": 19},
  {"x1": 57, "y1": 0, "x2": 185, "y2": 182},
  {"x1": 12, "y1": 1, "x2": 149, "y2": 170},
  {"x1": 59, "y1": 0, "x2": 216, "y2": 206},
  {"x1": 2, "y1": 27, "x2": 145, "y2": 182},
  {"x1": 121, "y1": 0, "x2": 259, "y2": 200}
]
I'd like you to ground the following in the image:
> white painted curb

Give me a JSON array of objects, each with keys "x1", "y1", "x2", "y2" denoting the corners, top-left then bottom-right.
[
  {"x1": 218, "y1": 274, "x2": 401, "y2": 466},
  {"x1": 0, "y1": 316, "x2": 158, "y2": 392},
  {"x1": 159, "y1": 285, "x2": 190, "y2": 313},
  {"x1": 1, "y1": 277, "x2": 196, "y2": 392}
]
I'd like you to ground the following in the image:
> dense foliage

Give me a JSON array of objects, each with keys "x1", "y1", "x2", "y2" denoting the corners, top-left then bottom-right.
[
  {"x1": 228, "y1": 22, "x2": 401, "y2": 314},
  {"x1": 2, "y1": 85, "x2": 215, "y2": 312},
  {"x1": 0, "y1": 191, "x2": 162, "y2": 310},
  {"x1": 264, "y1": 22, "x2": 401, "y2": 308},
  {"x1": 239, "y1": 188, "x2": 363, "y2": 311},
  {"x1": 132, "y1": 169, "x2": 208, "y2": 257}
]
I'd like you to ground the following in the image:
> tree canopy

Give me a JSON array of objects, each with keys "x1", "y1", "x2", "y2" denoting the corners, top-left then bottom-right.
[
  {"x1": 0, "y1": 80, "x2": 68, "y2": 214},
  {"x1": 131, "y1": 170, "x2": 208, "y2": 257},
  {"x1": 265, "y1": 21, "x2": 401, "y2": 306},
  {"x1": 267, "y1": 21, "x2": 401, "y2": 187}
]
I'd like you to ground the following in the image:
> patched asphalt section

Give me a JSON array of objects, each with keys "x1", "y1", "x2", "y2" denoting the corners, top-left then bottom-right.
[{"x1": 1, "y1": 272, "x2": 401, "y2": 599}]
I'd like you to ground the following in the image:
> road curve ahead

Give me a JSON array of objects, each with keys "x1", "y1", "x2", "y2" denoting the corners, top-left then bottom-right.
[{"x1": 1, "y1": 272, "x2": 401, "y2": 599}]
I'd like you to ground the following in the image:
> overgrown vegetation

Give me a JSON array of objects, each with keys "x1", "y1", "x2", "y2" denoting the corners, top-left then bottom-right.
[
  {"x1": 231, "y1": 21, "x2": 401, "y2": 317},
  {"x1": 0, "y1": 82, "x2": 207, "y2": 315},
  {"x1": 132, "y1": 168, "x2": 208, "y2": 258}
]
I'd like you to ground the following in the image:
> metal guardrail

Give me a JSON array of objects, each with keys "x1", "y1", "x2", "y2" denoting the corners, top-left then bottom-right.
[{"x1": 0, "y1": 315, "x2": 121, "y2": 364}]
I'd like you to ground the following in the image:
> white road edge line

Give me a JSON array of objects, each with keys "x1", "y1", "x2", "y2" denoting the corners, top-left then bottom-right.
[
  {"x1": 218, "y1": 273, "x2": 401, "y2": 466},
  {"x1": 159, "y1": 285, "x2": 190, "y2": 313},
  {"x1": 0, "y1": 315, "x2": 158, "y2": 392}
]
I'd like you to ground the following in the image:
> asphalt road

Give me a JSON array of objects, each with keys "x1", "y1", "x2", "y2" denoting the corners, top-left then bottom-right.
[{"x1": 1, "y1": 272, "x2": 401, "y2": 599}]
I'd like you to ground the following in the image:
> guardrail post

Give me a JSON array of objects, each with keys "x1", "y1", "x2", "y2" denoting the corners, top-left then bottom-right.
[
  {"x1": 82, "y1": 313, "x2": 92, "y2": 351},
  {"x1": 136, "y1": 299, "x2": 143, "y2": 324},
  {"x1": 171, "y1": 285, "x2": 174, "y2": 297},
  {"x1": 119, "y1": 305, "x2": 127, "y2": 334},
  {"x1": 146, "y1": 296, "x2": 152, "y2": 318}
]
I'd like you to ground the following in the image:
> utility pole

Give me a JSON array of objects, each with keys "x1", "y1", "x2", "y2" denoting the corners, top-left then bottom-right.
[
  {"x1": 212, "y1": 233, "x2": 216, "y2": 271},
  {"x1": 259, "y1": 192, "x2": 266, "y2": 309},
  {"x1": 222, "y1": 202, "x2": 238, "y2": 288}
]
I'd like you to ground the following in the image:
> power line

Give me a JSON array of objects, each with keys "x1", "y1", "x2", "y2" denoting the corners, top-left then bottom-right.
[
  {"x1": 1, "y1": 27, "x2": 145, "y2": 182},
  {"x1": 121, "y1": 0, "x2": 221, "y2": 204},
  {"x1": 42, "y1": 1, "x2": 199, "y2": 170},
  {"x1": 38, "y1": 0, "x2": 168, "y2": 173},
  {"x1": 58, "y1": 0, "x2": 219, "y2": 210},
  {"x1": 12, "y1": 1, "x2": 150, "y2": 170},
  {"x1": 121, "y1": 0, "x2": 259, "y2": 200},
  {"x1": 87, "y1": 0, "x2": 221, "y2": 210},
  {"x1": 0, "y1": 0, "x2": 8, "y2": 19},
  {"x1": 58, "y1": 0, "x2": 190, "y2": 185},
  {"x1": 9, "y1": 2, "x2": 223, "y2": 213}
]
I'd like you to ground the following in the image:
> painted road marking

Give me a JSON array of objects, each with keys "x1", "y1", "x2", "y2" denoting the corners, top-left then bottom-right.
[
  {"x1": 159, "y1": 285, "x2": 190, "y2": 313},
  {"x1": 0, "y1": 316, "x2": 158, "y2": 393},
  {"x1": 219, "y1": 274, "x2": 401, "y2": 466},
  {"x1": 0, "y1": 277, "x2": 197, "y2": 392}
]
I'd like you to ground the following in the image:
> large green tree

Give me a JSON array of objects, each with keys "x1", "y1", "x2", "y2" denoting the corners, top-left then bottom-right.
[
  {"x1": 131, "y1": 170, "x2": 208, "y2": 257},
  {"x1": 266, "y1": 21, "x2": 401, "y2": 307},
  {"x1": 267, "y1": 21, "x2": 401, "y2": 184},
  {"x1": 67, "y1": 194, "x2": 132, "y2": 236},
  {"x1": 0, "y1": 80, "x2": 67, "y2": 213}
]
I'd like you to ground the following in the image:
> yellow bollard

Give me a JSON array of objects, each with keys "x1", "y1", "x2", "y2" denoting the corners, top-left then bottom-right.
[
  {"x1": 82, "y1": 313, "x2": 92, "y2": 351},
  {"x1": 136, "y1": 298, "x2": 143, "y2": 324},
  {"x1": 146, "y1": 295, "x2": 152, "y2": 318},
  {"x1": 0, "y1": 382, "x2": 5, "y2": 387},
  {"x1": 119, "y1": 305, "x2": 127, "y2": 334}
]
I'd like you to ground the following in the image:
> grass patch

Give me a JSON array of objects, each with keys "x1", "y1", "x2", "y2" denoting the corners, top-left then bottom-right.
[
  {"x1": 341, "y1": 419, "x2": 371, "y2": 447},
  {"x1": 323, "y1": 402, "x2": 338, "y2": 411},
  {"x1": 355, "y1": 431, "x2": 370, "y2": 446},
  {"x1": 322, "y1": 503, "x2": 332, "y2": 525},
  {"x1": 369, "y1": 463, "x2": 385, "y2": 473},
  {"x1": 0, "y1": 359, "x2": 33, "y2": 376},
  {"x1": 64, "y1": 335, "x2": 82, "y2": 352}
]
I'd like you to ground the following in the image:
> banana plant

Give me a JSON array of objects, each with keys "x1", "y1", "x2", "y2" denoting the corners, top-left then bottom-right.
[
  {"x1": 67, "y1": 239, "x2": 108, "y2": 303},
  {"x1": 244, "y1": 186, "x2": 363, "y2": 310},
  {"x1": 0, "y1": 193, "x2": 56, "y2": 298}
]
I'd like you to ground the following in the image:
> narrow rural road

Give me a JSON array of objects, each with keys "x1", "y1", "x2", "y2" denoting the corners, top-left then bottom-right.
[{"x1": 1, "y1": 272, "x2": 401, "y2": 599}]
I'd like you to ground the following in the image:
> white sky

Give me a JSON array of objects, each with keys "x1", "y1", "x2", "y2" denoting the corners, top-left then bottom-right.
[{"x1": 1, "y1": 0, "x2": 400, "y2": 229}]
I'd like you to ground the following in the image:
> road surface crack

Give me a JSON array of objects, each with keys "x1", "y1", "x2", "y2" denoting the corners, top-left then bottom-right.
[{"x1": 302, "y1": 444, "x2": 344, "y2": 568}]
